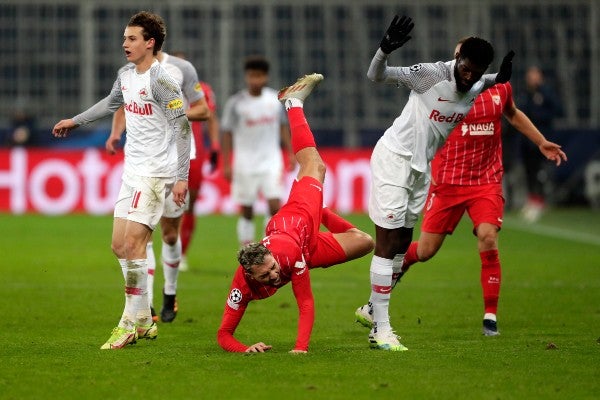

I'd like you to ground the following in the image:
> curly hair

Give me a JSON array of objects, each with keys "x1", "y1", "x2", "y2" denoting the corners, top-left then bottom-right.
[
  {"x1": 458, "y1": 37, "x2": 494, "y2": 68},
  {"x1": 237, "y1": 242, "x2": 271, "y2": 272},
  {"x1": 128, "y1": 11, "x2": 166, "y2": 55},
  {"x1": 243, "y1": 55, "x2": 270, "y2": 73}
]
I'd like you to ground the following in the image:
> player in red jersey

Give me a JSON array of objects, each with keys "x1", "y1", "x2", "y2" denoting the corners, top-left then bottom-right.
[
  {"x1": 355, "y1": 40, "x2": 567, "y2": 336},
  {"x1": 217, "y1": 73, "x2": 374, "y2": 353},
  {"x1": 179, "y1": 80, "x2": 220, "y2": 272}
]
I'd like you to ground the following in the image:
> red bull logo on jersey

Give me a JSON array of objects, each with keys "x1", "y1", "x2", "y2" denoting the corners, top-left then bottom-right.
[
  {"x1": 461, "y1": 121, "x2": 495, "y2": 136},
  {"x1": 246, "y1": 115, "x2": 277, "y2": 127},
  {"x1": 124, "y1": 101, "x2": 153, "y2": 116},
  {"x1": 429, "y1": 109, "x2": 465, "y2": 124}
]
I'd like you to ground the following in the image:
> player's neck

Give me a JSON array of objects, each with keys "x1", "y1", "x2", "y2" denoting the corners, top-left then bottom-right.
[{"x1": 135, "y1": 54, "x2": 157, "y2": 74}]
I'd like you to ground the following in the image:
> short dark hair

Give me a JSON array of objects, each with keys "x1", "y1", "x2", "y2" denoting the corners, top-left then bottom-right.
[
  {"x1": 457, "y1": 37, "x2": 494, "y2": 68},
  {"x1": 238, "y1": 242, "x2": 271, "y2": 272},
  {"x1": 128, "y1": 11, "x2": 166, "y2": 55},
  {"x1": 244, "y1": 55, "x2": 270, "y2": 73}
]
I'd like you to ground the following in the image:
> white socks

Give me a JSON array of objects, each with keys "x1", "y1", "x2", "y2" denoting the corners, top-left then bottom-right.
[
  {"x1": 162, "y1": 238, "x2": 181, "y2": 296},
  {"x1": 284, "y1": 98, "x2": 304, "y2": 111},
  {"x1": 146, "y1": 241, "x2": 156, "y2": 308},
  {"x1": 120, "y1": 258, "x2": 150, "y2": 328},
  {"x1": 237, "y1": 217, "x2": 255, "y2": 245},
  {"x1": 369, "y1": 255, "x2": 394, "y2": 333}
]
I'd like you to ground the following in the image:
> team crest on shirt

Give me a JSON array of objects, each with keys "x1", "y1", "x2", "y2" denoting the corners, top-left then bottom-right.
[
  {"x1": 167, "y1": 98, "x2": 184, "y2": 110},
  {"x1": 227, "y1": 288, "x2": 243, "y2": 310},
  {"x1": 139, "y1": 87, "x2": 149, "y2": 100},
  {"x1": 492, "y1": 95, "x2": 501, "y2": 105}
]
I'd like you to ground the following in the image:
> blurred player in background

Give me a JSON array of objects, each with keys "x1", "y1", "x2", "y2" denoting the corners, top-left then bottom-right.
[
  {"x1": 217, "y1": 74, "x2": 374, "y2": 353},
  {"x1": 106, "y1": 49, "x2": 210, "y2": 323},
  {"x1": 359, "y1": 14, "x2": 514, "y2": 351},
  {"x1": 356, "y1": 39, "x2": 567, "y2": 337},
  {"x1": 518, "y1": 65, "x2": 564, "y2": 222},
  {"x1": 169, "y1": 51, "x2": 221, "y2": 273},
  {"x1": 221, "y1": 55, "x2": 294, "y2": 247},
  {"x1": 53, "y1": 11, "x2": 192, "y2": 348}
]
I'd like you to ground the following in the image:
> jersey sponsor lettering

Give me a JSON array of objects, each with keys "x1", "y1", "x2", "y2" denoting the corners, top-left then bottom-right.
[
  {"x1": 124, "y1": 101, "x2": 153, "y2": 116},
  {"x1": 245, "y1": 115, "x2": 277, "y2": 127},
  {"x1": 429, "y1": 109, "x2": 465, "y2": 124},
  {"x1": 167, "y1": 98, "x2": 184, "y2": 110},
  {"x1": 460, "y1": 121, "x2": 495, "y2": 136}
]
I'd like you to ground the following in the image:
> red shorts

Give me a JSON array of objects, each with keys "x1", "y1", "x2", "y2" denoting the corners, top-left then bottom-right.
[
  {"x1": 266, "y1": 176, "x2": 323, "y2": 257},
  {"x1": 188, "y1": 153, "x2": 204, "y2": 192},
  {"x1": 310, "y1": 232, "x2": 347, "y2": 268},
  {"x1": 421, "y1": 183, "x2": 504, "y2": 235}
]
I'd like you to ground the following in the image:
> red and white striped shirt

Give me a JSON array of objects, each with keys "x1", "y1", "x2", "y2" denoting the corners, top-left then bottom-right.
[{"x1": 431, "y1": 83, "x2": 512, "y2": 186}]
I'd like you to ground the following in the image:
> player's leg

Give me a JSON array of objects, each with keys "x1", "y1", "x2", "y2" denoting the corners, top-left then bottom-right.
[
  {"x1": 180, "y1": 156, "x2": 203, "y2": 271},
  {"x1": 468, "y1": 187, "x2": 504, "y2": 336},
  {"x1": 262, "y1": 169, "x2": 284, "y2": 235},
  {"x1": 159, "y1": 215, "x2": 182, "y2": 322},
  {"x1": 278, "y1": 73, "x2": 325, "y2": 183},
  {"x1": 237, "y1": 205, "x2": 255, "y2": 246}
]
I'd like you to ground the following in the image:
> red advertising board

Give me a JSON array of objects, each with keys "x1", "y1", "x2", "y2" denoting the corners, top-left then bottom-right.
[{"x1": 0, "y1": 148, "x2": 373, "y2": 215}]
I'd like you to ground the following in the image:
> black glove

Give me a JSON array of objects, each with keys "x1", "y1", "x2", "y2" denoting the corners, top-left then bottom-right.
[
  {"x1": 495, "y1": 50, "x2": 515, "y2": 83},
  {"x1": 379, "y1": 15, "x2": 414, "y2": 54},
  {"x1": 209, "y1": 149, "x2": 219, "y2": 173}
]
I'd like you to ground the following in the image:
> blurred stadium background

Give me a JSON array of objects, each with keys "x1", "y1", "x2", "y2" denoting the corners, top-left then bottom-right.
[{"x1": 1, "y1": 0, "x2": 599, "y2": 209}]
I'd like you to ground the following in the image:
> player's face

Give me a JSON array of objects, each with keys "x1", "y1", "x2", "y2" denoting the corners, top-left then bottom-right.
[
  {"x1": 123, "y1": 26, "x2": 154, "y2": 64},
  {"x1": 248, "y1": 254, "x2": 282, "y2": 286},
  {"x1": 245, "y1": 70, "x2": 268, "y2": 96},
  {"x1": 454, "y1": 57, "x2": 488, "y2": 93}
]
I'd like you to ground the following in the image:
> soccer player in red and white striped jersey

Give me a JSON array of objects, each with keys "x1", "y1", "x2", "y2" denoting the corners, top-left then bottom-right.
[
  {"x1": 399, "y1": 42, "x2": 567, "y2": 336},
  {"x1": 217, "y1": 74, "x2": 374, "y2": 354}
]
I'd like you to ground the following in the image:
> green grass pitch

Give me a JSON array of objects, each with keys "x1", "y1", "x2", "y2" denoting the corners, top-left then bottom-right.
[{"x1": 0, "y1": 209, "x2": 599, "y2": 399}]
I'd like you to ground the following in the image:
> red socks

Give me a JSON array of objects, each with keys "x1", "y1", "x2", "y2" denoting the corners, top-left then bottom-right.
[
  {"x1": 321, "y1": 207, "x2": 355, "y2": 233},
  {"x1": 180, "y1": 212, "x2": 195, "y2": 255},
  {"x1": 288, "y1": 107, "x2": 316, "y2": 153},
  {"x1": 480, "y1": 249, "x2": 501, "y2": 315},
  {"x1": 401, "y1": 241, "x2": 419, "y2": 272}
]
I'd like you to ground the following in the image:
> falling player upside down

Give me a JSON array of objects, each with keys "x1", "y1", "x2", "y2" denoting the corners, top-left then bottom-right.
[{"x1": 217, "y1": 73, "x2": 375, "y2": 353}]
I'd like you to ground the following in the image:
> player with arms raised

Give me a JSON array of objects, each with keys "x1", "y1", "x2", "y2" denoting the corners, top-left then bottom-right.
[
  {"x1": 358, "y1": 15, "x2": 515, "y2": 351},
  {"x1": 217, "y1": 74, "x2": 374, "y2": 353}
]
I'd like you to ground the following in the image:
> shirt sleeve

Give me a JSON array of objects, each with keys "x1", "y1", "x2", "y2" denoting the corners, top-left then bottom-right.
[
  {"x1": 366, "y1": 49, "x2": 448, "y2": 94},
  {"x1": 217, "y1": 303, "x2": 250, "y2": 353},
  {"x1": 72, "y1": 75, "x2": 124, "y2": 126},
  {"x1": 290, "y1": 265, "x2": 315, "y2": 352},
  {"x1": 216, "y1": 270, "x2": 252, "y2": 352},
  {"x1": 220, "y1": 95, "x2": 238, "y2": 132},
  {"x1": 180, "y1": 61, "x2": 205, "y2": 104}
]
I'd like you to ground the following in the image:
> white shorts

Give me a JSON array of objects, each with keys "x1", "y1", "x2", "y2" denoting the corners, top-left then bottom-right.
[
  {"x1": 368, "y1": 140, "x2": 430, "y2": 229},
  {"x1": 114, "y1": 173, "x2": 175, "y2": 230},
  {"x1": 232, "y1": 169, "x2": 283, "y2": 206}
]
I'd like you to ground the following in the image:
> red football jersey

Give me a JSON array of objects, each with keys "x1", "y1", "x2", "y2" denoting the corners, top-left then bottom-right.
[
  {"x1": 432, "y1": 83, "x2": 512, "y2": 186},
  {"x1": 190, "y1": 81, "x2": 217, "y2": 157}
]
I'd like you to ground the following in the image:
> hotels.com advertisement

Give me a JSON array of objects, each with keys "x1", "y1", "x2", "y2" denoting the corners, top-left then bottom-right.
[{"x1": 0, "y1": 148, "x2": 372, "y2": 215}]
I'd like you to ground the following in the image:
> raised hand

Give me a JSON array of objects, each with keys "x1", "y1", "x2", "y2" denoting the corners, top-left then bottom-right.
[
  {"x1": 379, "y1": 15, "x2": 414, "y2": 54},
  {"x1": 495, "y1": 50, "x2": 515, "y2": 83}
]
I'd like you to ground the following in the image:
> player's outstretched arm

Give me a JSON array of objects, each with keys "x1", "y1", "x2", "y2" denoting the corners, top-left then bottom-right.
[{"x1": 379, "y1": 15, "x2": 414, "y2": 54}]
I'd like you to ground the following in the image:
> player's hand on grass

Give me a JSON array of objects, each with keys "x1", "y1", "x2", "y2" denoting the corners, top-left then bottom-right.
[
  {"x1": 105, "y1": 133, "x2": 123, "y2": 155},
  {"x1": 379, "y1": 15, "x2": 414, "y2": 54},
  {"x1": 245, "y1": 342, "x2": 272, "y2": 353},
  {"x1": 52, "y1": 119, "x2": 78, "y2": 138},
  {"x1": 539, "y1": 140, "x2": 568, "y2": 166},
  {"x1": 495, "y1": 50, "x2": 515, "y2": 83}
]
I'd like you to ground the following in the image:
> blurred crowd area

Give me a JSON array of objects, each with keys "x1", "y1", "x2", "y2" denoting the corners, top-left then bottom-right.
[{"x1": 1, "y1": 0, "x2": 599, "y2": 208}]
